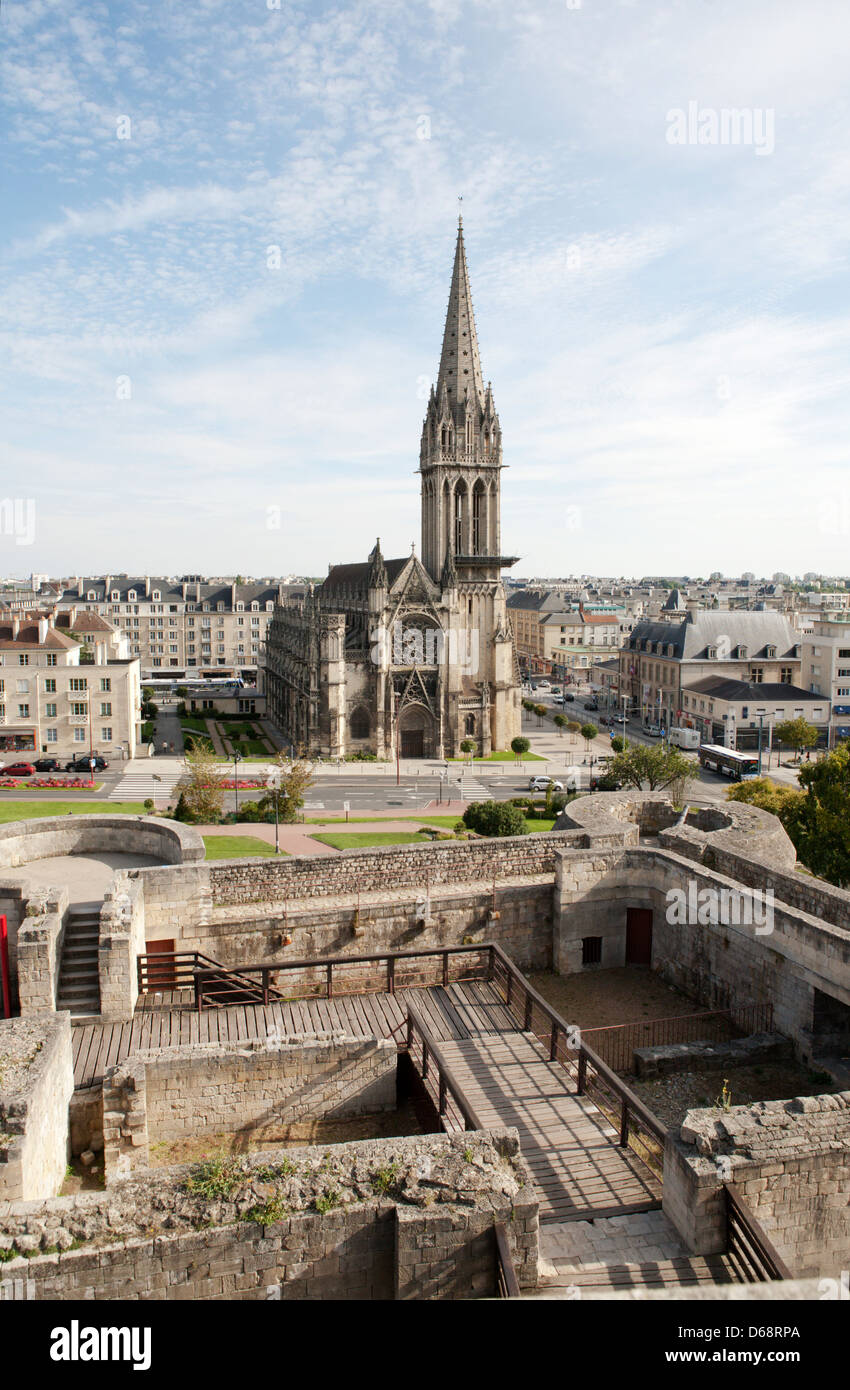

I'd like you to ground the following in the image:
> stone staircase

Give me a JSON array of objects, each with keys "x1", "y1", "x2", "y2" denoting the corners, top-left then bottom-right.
[{"x1": 57, "y1": 903, "x2": 102, "y2": 1017}]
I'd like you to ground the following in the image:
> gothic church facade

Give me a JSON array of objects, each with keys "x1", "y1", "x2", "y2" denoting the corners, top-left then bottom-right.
[{"x1": 264, "y1": 220, "x2": 522, "y2": 759}]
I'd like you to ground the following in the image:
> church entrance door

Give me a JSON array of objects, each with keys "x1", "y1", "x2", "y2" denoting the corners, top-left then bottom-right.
[{"x1": 401, "y1": 728, "x2": 424, "y2": 758}]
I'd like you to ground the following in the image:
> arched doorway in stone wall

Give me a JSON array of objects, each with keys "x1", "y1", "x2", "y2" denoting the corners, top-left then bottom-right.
[{"x1": 398, "y1": 703, "x2": 436, "y2": 759}]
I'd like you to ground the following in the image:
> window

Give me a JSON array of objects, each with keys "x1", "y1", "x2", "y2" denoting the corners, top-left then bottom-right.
[
  {"x1": 70, "y1": 678, "x2": 87, "y2": 692},
  {"x1": 100, "y1": 678, "x2": 111, "y2": 692},
  {"x1": 152, "y1": 591, "x2": 160, "y2": 601},
  {"x1": 46, "y1": 653, "x2": 57, "y2": 666},
  {"x1": 349, "y1": 706, "x2": 370, "y2": 740},
  {"x1": 46, "y1": 728, "x2": 57, "y2": 743},
  {"x1": 44, "y1": 678, "x2": 56, "y2": 693},
  {"x1": 18, "y1": 654, "x2": 29, "y2": 665},
  {"x1": 582, "y1": 936, "x2": 602, "y2": 965},
  {"x1": 750, "y1": 667, "x2": 764, "y2": 683},
  {"x1": 780, "y1": 667, "x2": 793, "y2": 684},
  {"x1": 18, "y1": 704, "x2": 29, "y2": 718},
  {"x1": 16, "y1": 680, "x2": 29, "y2": 693},
  {"x1": 72, "y1": 702, "x2": 87, "y2": 716},
  {"x1": 765, "y1": 646, "x2": 776, "y2": 659},
  {"x1": 100, "y1": 703, "x2": 112, "y2": 716},
  {"x1": 45, "y1": 703, "x2": 57, "y2": 717},
  {"x1": 102, "y1": 728, "x2": 112, "y2": 741},
  {"x1": 74, "y1": 728, "x2": 86, "y2": 742}
]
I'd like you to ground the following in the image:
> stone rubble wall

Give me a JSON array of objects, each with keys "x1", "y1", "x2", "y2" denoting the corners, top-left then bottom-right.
[
  {"x1": 555, "y1": 846, "x2": 850, "y2": 1058},
  {"x1": 0, "y1": 814, "x2": 204, "y2": 869},
  {"x1": 173, "y1": 880, "x2": 553, "y2": 981},
  {"x1": 15, "y1": 885, "x2": 69, "y2": 1015},
  {"x1": 0, "y1": 879, "x2": 35, "y2": 1008},
  {"x1": 634, "y1": 1032, "x2": 793, "y2": 1078},
  {"x1": 102, "y1": 1035, "x2": 397, "y2": 1180},
  {"x1": 0, "y1": 1129, "x2": 538, "y2": 1300},
  {"x1": 0, "y1": 1014, "x2": 74, "y2": 1201}
]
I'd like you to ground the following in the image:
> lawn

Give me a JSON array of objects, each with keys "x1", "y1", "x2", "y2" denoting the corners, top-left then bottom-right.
[
  {"x1": 447, "y1": 750, "x2": 546, "y2": 762},
  {"x1": 525, "y1": 818, "x2": 556, "y2": 832},
  {"x1": 310, "y1": 830, "x2": 439, "y2": 850},
  {"x1": 202, "y1": 835, "x2": 285, "y2": 859},
  {"x1": 304, "y1": 814, "x2": 461, "y2": 827},
  {"x1": 0, "y1": 800, "x2": 148, "y2": 821}
]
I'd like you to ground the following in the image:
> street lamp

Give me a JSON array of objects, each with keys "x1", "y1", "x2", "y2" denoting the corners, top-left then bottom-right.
[
  {"x1": 266, "y1": 768, "x2": 281, "y2": 854},
  {"x1": 232, "y1": 750, "x2": 242, "y2": 814}
]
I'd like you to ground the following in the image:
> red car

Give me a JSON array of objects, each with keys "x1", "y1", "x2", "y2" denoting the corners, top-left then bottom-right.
[{"x1": 3, "y1": 762, "x2": 36, "y2": 776}]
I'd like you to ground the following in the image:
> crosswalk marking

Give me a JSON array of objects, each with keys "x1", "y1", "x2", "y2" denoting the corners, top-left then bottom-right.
[{"x1": 107, "y1": 770, "x2": 183, "y2": 801}]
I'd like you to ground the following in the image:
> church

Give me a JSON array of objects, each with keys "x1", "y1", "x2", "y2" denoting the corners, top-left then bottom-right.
[{"x1": 264, "y1": 219, "x2": 522, "y2": 760}]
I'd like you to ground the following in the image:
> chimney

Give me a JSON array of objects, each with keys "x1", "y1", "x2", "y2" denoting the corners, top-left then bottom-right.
[
  {"x1": 11, "y1": 616, "x2": 20, "y2": 638},
  {"x1": 145, "y1": 576, "x2": 151, "y2": 597},
  {"x1": 38, "y1": 617, "x2": 48, "y2": 643},
  {"x1": 77, "y1": 576, "x2": 84, "y2": 598}
]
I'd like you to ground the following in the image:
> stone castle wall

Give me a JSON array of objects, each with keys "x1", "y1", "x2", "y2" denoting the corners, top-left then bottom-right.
[
  {"x1": 0, "y1": 1014, "x2": 74, "y2": 1201},
  {"x1": 102, "y1": 1036, "x2": 397, "y2": 1179}
]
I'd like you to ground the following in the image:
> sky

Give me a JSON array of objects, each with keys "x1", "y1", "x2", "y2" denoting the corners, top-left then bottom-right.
[{"x1": 2, "y1": 0, "x2": 850, "y2": 581}]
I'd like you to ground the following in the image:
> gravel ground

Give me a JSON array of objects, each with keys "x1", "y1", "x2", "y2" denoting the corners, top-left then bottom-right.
[
  {"x1": 630, "y1": 1062, "x2": 842, "y2": 1131},
  {"x1": 527, "y1": 966, "x2": 701, "y2": 1030}
]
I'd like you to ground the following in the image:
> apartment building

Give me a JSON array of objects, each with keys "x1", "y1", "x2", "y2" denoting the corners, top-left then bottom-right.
[
  {"x1": 507, "y1": 590, "x2": 623, "y2": 675},
  {"x1": 679, "y1": 678, "x2": 829, "y2": 750},
  {"x1": 620, "y1": 611, "x2": 802, "y2": 728},
  {"x1": 52, "y1": 576, "x2": 301, "y2": 681},
  {"x1": 801, "y1": 616, "x2": 850, "y2": 745},
  {"x1": 0, "y1": 610, "x2": 141, "y2": 761}
]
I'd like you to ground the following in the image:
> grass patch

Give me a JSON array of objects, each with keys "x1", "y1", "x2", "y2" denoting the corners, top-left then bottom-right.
[
  {"x1": 184, "y1": 1152, "x2": 246, "y2": 1200},
  {"x1": 203, "y1": 835, "x2": 284, "y2": 859},
  {"x1": 310, "y1": 830, "x2": 438, "y2": 850},
  {"x1": 525, "y1": 817, "x2": 556, "y2": 832},
  {"x1": 0, "y1": 800, "x2": 148, "y2": 821},
  {"x1": 447, "y1": 750, "x2": 546, "y2": 762},
  {"x1": 304, "y1": 814, "x2": 461, "y2": 828}
]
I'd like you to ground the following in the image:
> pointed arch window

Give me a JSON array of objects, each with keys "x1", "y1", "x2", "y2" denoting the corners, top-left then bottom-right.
[
  {"x1": 472, "y1": 479, "x2": 486, "y2": 555},
  {"x1": 454, "y1": 480, "x2": 467, "y2": 555}
]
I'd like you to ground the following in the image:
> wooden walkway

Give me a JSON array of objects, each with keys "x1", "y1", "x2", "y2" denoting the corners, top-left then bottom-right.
[
  {"x1": 72, "y1": 977, "x2": 661, "y2": 1226},
  {"x1": 433, "y1": 1031, "x2": 661, "y2": 1223},
  {"x1": 73, "y1": 979, "x2": 523, "y2": 1089}
]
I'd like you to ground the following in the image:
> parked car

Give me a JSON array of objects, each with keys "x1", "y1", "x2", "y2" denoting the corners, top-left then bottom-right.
[
  {"x1": 3, "y1": 761, "x2": 36, "y2": 776},
  {"x1": 613, "y1": 714, "x2": 628, "y2": 724},
  {"x1": 537, "y1": 680, "x2": 551, "y2": 690},
  {"x1": 560, "y1": 692, "x2": 575, "y2": 703},
  {"x1": 643, "y1": 725, "x2": 664, "y2": 738},
  {"x1": 528, "y1": 775, "x2": 564, "y2": 792},
  {"x1": 33, "y1": 757, "x2": 62, "y2": 772},
  {"x1": 590, "y1": 773, "x2": 623, "y2": 791},
  {"x1": 583, "y1": 701, "x2": 599, "y2": 711},
  {"x1": 549, "y1": 686, "x2": 562, "y2": 696},
  {"x1": 598, "y1": 716, "x2": 610, "y2": 726},
  {"x1": 64, "y1": 755, "x2": 109, "y2": 772}
]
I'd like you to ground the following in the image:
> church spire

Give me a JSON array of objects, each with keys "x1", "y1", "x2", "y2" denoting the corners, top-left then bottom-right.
[{"x1": 436, "y1": 216, "x2": 485, "y2": 408}]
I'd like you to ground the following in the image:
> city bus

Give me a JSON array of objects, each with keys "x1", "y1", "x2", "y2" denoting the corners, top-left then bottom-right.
[{"x1": 697, "y1": 745, "x2": 760, "y2": 781}]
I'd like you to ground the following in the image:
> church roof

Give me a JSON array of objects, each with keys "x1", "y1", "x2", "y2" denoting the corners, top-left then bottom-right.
[{"x1": 436, "y1": 217, "x2": 485, "y2": 408}]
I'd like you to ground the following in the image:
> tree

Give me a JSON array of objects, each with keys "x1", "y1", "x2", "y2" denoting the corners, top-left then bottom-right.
[
  {"x1": 511, "y1": 736, "x2": 530, "y2": 760},
  {"x1": 258, "y1": 753, "x2": 314, "y2": 823},
  {"x1": 175, "y1": 739, "x2": 225, "y2": 823},
  {"x1": 579, "y1": 722, "x2": 598, "y2": 750},
  {"x1": 605, "y1": 743, "x2": 699, "y2": 793},
  {"x1": 774, "y1": 717, "x2": 818, "y2": 762},
  {"x1": 463, "y1": 801, "x2": 529, "y2": 837},
  {"x1": 553, "y1": 714, "x2": 567, "y2": 736},
  {"x1": 793, "y1": 742, "x2": 850, "y2": 885},
  {"x1": 534, "y1": 703, "x2": 547, "y2": 725},
  {"x1": 460, "y1": 738, "x2": 476, "y2": 762},
  {"x1": 610, "y1": 736, "x2": 625, "y2": 753}
]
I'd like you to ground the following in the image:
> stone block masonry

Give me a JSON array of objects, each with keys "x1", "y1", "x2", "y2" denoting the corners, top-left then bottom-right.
[
  {"x1": 663, "y1": 1091, "x2": 850, "y2": 1278},
  {"x1": 102, "y1": 1035, "x2": 397, "y2": 1179},
  {"x1": 0, "y1": 1013, "x2": 74, "y2": 1201},
  {"x1": 0, "y1": 1129, "x2": 538, "y2": 1300}
]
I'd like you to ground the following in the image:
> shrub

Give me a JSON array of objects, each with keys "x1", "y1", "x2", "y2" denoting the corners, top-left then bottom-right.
[{"x1": 463, "y1": 801, "x2": 529, "y2": 837}]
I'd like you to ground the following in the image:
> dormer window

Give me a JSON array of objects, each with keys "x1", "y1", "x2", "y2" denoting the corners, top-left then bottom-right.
[
  {"x1": 152, "y1": 591, "x2": 161, "y2": 601},
  {"x1": 738, "y1": 645, "x2": 748, "y2": 659},
  {"x1": 217, "y1": 602, "x2": 225, "y2": 612},
  {"x1": 236, "y1": 602, "x2": 244, "y2": 612},
  {"x1": 707, "y1": 645, "x2": 717, "y2": 659},
  {"x1": 765, "y1": 645, "x2": 776, "y2": 659},
  {"x1": 87, "y1": 591, "x2": 96, "y2": 600},
  {"x1": 128, "y1": 590, "x2": 136, "y2": 601},
  {"x1": 251, "y1": 602, "x2": 259, "y2": 611}
]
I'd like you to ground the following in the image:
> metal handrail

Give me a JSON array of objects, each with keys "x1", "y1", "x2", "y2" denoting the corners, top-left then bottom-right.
[{"x1": 725, "y1": 1184, "x2": 793, "y2": 1282}]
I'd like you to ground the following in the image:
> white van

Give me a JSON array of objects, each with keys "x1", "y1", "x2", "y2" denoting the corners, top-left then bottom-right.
[{"x1": 669, "y1": 727, "x2": 700, "y2": 750}]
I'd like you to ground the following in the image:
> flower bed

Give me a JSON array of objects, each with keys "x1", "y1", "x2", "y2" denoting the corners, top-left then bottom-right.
[{"x1": 0, "y1": 777, "x2": 99, "y2": 790}]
